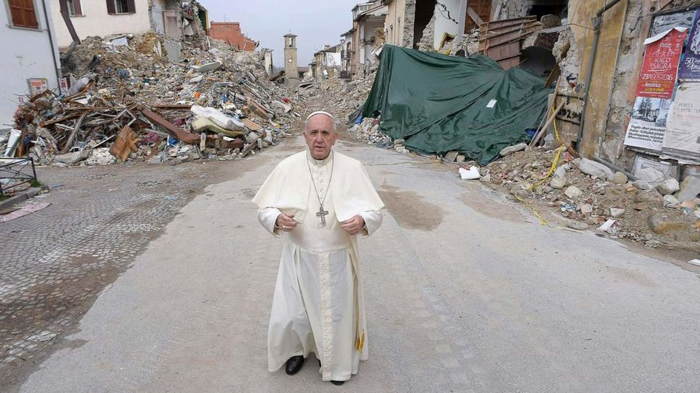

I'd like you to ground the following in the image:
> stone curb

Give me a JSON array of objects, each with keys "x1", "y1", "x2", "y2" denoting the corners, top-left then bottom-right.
[{"x1": 0, "y1": 187, "x2": 42, "y2": 211}]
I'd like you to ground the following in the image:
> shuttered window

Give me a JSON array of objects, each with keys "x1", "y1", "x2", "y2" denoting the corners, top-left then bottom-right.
[
  {"x1": 67, "y1": 0, "x2": 82, "y2": 16},
  {"x1": 7, "y1": 0, "x2": 39, "y2": 29},
  {"x1": 106, "y1": 0, "x2": 135, "y2": 15}
]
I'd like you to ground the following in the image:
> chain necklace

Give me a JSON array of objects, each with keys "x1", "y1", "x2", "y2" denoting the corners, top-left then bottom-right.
[{"x1": 306, "y1": 150, "x2": 334, "y2": 227}]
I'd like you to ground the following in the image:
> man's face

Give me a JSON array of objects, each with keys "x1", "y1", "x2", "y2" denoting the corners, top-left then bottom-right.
[{"x1": 304, "y1": 115, "x2": 337, "y2": 160}]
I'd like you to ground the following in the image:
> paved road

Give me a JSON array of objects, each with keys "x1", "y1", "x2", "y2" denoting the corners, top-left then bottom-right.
[{"x1": 7, "y1": 137, "x2": 700, "y2": 393}]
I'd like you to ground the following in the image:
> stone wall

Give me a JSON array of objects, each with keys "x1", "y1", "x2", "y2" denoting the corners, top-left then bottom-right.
[{"x1": 402, "y1": 0, "x2": 417, "y2": 47}]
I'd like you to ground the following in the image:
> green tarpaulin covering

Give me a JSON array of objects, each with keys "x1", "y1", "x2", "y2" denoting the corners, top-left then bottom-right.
[{"x1": 362, "y1": 45, "x2": 552, "y2": 165}]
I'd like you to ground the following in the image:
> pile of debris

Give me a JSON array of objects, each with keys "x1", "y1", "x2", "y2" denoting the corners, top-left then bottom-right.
[
  {"x1": 475, "y1": 147, "x2": 700, "y2": 249},
  {"x1": 2, "y1": 33, "x2": 300, "y2": 166}
]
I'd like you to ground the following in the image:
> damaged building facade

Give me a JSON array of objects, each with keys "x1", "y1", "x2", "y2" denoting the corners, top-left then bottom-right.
[{"x1": 356, "y1": 0, "x2": 700, "y2": 199}]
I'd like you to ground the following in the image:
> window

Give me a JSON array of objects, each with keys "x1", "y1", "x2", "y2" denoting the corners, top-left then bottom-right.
[
  {"x1": 106, "y1": 0, "x2": 135, "y2": 15},
  {"x1": 67, "y1": 0, "x2": 82, "y2": 16},
  {"x1": 7, "y1": 0, "x2": 38, "y2": 29}
]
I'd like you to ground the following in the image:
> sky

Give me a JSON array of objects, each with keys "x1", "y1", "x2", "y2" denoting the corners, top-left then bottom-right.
[{"x1": 201, "y1": 0, "x2": 359, "y2": 67}]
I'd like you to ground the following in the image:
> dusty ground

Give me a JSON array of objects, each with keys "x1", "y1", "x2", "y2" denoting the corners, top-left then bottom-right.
[{"x1": 0, "y1": 154, "x2": 271, "y2": 387}]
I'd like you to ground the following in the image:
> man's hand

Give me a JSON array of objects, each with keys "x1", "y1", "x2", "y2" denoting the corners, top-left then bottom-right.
[
  {"x1": 340, "y1": 215, "x2": 365, "y2": 235},
  {"x1": 275, "y1": 213, "x2": 297, "y2": 232}
]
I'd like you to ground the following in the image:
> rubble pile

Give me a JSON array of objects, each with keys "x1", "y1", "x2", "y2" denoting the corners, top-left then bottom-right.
[
  {"x1": 478, "y1": 147, "x2": 700, "y2": 249},
  {"x1": 3, "y1": 33, "x2": 300, "y2": 166}
]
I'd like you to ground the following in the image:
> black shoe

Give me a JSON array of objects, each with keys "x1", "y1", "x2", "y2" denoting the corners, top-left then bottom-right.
[
  {"x1": 331, "y1": 380, "x2": 345, "y2": 386},
  {"x1": 285, "y1": 356, "x2": 304, "y2": 375}
]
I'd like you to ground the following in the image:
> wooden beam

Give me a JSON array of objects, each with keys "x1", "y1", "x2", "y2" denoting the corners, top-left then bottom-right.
[
  {"x1": 140, "y1": 108, "x2": 200, "y2": 144},
  {"x1": 467, "y1": 7, "x2": 484, "y2": 26}
]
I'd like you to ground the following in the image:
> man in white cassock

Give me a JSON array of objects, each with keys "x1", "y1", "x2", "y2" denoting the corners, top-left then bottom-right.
[{"x1": 252, "y1": 111, "x2": 384, "y2": 385}]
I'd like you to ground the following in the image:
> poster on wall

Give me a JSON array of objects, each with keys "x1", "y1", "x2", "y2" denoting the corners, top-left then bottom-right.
[
  {"x1": 678, "y1": 9, "x2": 700, "y2": 80},
  {"x1": 624, "y1": 27, "x2": 688, "y2": 151},
  {"x1": 624, "y1": 96, "x2": 672, "y2": 151},
  {"x1": 662, "y1": 83, "x2": 700, "y2": 164},
  {"x1": 26, "y1": 78, "x2": 48, "y2": 96},
  {"x1": 636, "y1": 27, "x2": 687, "y2": 98}
]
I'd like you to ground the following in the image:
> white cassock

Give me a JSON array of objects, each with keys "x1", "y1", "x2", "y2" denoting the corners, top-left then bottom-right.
[{"x1": 252, "y1": 149, "x2": 384, "y2": 382}]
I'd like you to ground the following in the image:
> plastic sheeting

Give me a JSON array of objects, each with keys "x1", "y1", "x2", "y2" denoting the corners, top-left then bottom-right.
[{"x1": 362, "y1": 45, "x2": 552, "y2": 164}]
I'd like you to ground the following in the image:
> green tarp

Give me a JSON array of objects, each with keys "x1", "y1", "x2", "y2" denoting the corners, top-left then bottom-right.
[{"x1": 362, "y1": 45, "x2": 552, "y2": 165}]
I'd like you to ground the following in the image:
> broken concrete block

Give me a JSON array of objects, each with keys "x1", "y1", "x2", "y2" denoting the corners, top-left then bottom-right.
[
  {"x1": 656, "y1": 178, "x2": 680, "y2": 195},
  {"x1": 610, "y1": 208, "x2": 625, "y2": 218},
  {"x1": 87, "y1": 147, "x2": 117, "y2": 165},
  {"x1": 663, "y1": 195, "x2": 680, "y2": 208},
  {"x1": 676, "y1": 175, "x2": 700, "y2": 202},
  {"x1": 444, "y1": 151, "x2": 459, "y2": 162},
  {"x1": 191, "y1": 61, "x2": 222, "y2": 73},
  {"x1": 577, "y1": 158, "x2": 614, "y2": 180},
  {"x1": 612, "y1": 171, "x2": 628, "y2": 185},
  {"x1": 54, "y1": 149, "x2": 91, "y2": 165},
  {"x1": 564, "y1": 185, "x2": 582, "y2": 199},
  {"x1": 499, "y1": 143, "x2": 527, "y2": 157},
  {"x1": 550, "y1": 166, "x2": 567, "y2": 189},
  {"x1": 648, "y1": 212, "x2": 692, "y2": 234}
]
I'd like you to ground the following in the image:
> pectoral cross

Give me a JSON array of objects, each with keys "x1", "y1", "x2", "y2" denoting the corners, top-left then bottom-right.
[{"x1": 316, "y1": 205, "x2": 329, "y2": 227}]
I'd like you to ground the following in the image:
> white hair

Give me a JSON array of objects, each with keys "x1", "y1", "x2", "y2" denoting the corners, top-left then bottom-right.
[{"x1": 304, "y1": 111, "x2": 337, "y2": 132}]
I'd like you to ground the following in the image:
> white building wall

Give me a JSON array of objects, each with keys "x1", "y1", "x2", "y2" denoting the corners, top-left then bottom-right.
[
  {"x1": 433, "y1": 0, "x2": 467, "y2": 50},
  {"x1": 51, "y1": 0, "x2": 152, "y2": 47},
  {"x1": 0, "y1": 0, "x2": 61, "y2": 127}
]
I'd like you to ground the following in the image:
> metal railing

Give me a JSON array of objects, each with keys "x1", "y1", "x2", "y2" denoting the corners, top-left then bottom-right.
[{"x1": 0, "y1": 157, "x2": 38, "y2": 196}]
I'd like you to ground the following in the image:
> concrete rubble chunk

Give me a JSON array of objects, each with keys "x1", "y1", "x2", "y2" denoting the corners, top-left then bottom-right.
[
  {"x1": 633, "y1": 167, "x2": 667, "y2": 190},
  {"x1": 577, "y1": 158, "x2": 614, "y2": 180},
  {"x1": 499, "y1": 143, "x2": 527, "y2": 157},
  {"x1": 656, "y1": 178, "x2": 680, "y2": 195},
  {"x1": 663, "y1": 195, "x2": 680, "y2": 208},
  {"x1": 610, "y1": 208, "x2": 625, "y2": 218},
  {"x1": 550, "y1": 166, "x2": 567, "y2": 189},
  {"x1": 647, "y1": 212, "x2": 692, "y2": 234},
  {"x1": 53, "y1": 149, "x2": 91, "y2": 165},
  {"x1": 564, "y1": 185, "x2": 582, "y2": 199},
  {"x1": 612, "y1": 171, "x2": 628, "y2": 185},
  {"x1": 676, "y1": 175, "x2": 700, "y2": 202},
  {"x1": 444, "y1": 151, "x2": 459, "y2": 162},
  {"x1": 191, "y1": 61, "x2": 222, "y2": 73}
]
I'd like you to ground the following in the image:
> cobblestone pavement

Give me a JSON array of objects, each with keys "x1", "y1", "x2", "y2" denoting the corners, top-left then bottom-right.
[
  {"x1": 0, "y1": 156, "x2": 262, "y2": 385},
  {"x1": 5, "y1": 136, "x2": 700, "y2": 393}
]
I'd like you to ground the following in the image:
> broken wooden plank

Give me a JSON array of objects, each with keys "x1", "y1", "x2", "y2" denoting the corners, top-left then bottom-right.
[
  {"x1": 467, "y1": 7, "x2": 484, "y2": 26},
  {"x1": 40, "y1": 112, "x2": 81, "y2": 128},
  {"x1": 60, "y1": 112, "x2": 87, "y2": 154},
  {"x1": 529, "y1": 101, "x2": 565, "y2": 147},
  {"x1": 109, "y1": 126, "x2": 139, "y2": 161},
  {"x1": 140, "y1": 108, "x2": 200, "y2": 144},
  {"x1": 153, "y1": 104, "x2": 193, "y2": 110}
]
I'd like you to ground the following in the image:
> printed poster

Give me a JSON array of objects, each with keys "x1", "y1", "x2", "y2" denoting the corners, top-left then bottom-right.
[
  {"x1": 662, "y1": 83, "x2": 700, "y2": 163},
  {"x1": 624, "y1": 96, "x2": 672, "y2": 151},
  {"x1": 636, "y1": 28, "x2": 687, "y2": 99},
  {"x1": 679, "y1": 9, "x2": 700, "y2": 80}
]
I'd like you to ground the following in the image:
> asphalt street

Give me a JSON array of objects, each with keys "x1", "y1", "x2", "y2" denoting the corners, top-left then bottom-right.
[{"x1": 8, "y1": 137, "x2": 700, "y2": 393}]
